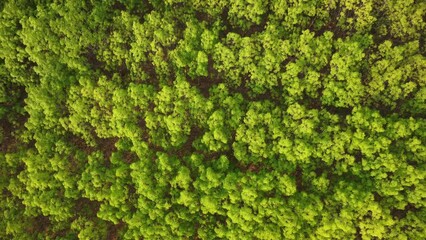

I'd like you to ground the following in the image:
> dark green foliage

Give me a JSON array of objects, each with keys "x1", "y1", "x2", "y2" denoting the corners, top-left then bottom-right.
[{"x1": 1, "y1": 0, "x2": 425, "y2": 239}]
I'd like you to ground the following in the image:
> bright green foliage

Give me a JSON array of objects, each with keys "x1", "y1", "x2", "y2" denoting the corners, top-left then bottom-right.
[
  {"x1": 1, "y1": 0, "x2": 425, "y2": 239},
  {"x1": 322, "y1": 35, "x2": 372, "y2": 107}
]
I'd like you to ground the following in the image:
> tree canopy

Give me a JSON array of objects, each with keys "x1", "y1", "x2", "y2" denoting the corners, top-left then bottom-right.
[{"x1": 1, "y1": 0, "x2": 425, "y2": 239}]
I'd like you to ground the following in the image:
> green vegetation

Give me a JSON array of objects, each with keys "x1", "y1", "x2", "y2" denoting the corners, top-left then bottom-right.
[{"x1": 1, "y1": 0, "x2": 425, "y2": 239}]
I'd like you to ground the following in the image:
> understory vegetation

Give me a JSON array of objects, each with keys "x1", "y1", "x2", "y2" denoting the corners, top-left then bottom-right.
[{"x1": 0, "y1": 0, "x2": 425, "y2": 239}]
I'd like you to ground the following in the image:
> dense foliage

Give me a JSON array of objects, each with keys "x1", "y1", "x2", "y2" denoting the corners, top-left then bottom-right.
[{"x1": 1, "y1": 0, "x2": 425, "y2": 239}]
